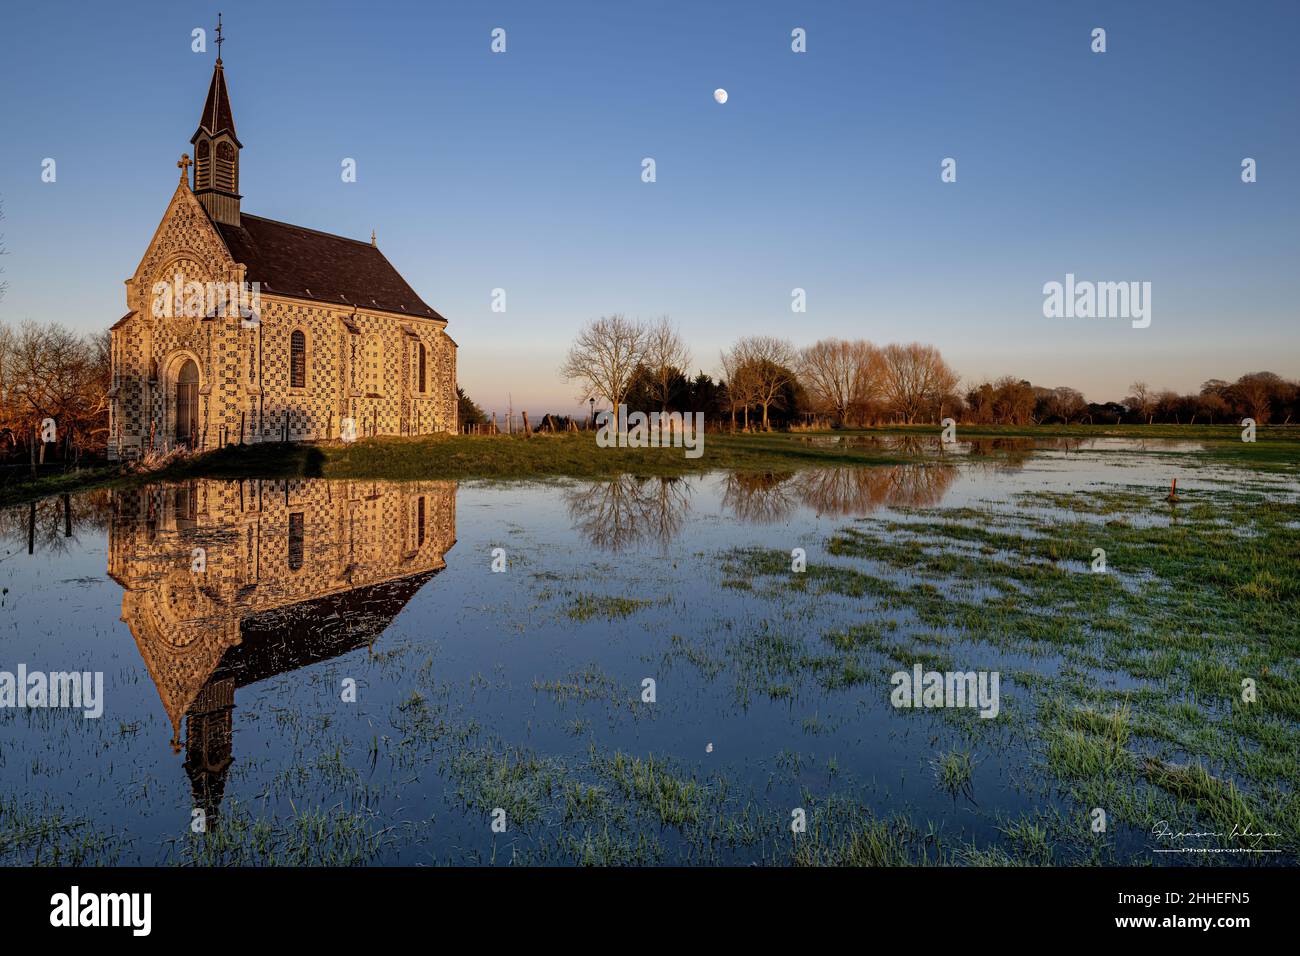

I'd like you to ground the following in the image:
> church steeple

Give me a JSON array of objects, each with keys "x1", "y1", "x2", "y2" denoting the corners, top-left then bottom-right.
[{"x1": 190, "y1": 14, "x2": 241, "y2": 226}]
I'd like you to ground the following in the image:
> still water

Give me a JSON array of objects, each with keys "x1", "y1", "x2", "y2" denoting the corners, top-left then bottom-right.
[{"x1": 0, "y1": 442, "x2": 1294, "y2": 864}]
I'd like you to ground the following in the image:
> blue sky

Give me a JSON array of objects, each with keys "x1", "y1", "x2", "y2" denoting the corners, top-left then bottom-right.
[{"x1": 1, "y1": 0, "x2": 1296, "y2": 414}]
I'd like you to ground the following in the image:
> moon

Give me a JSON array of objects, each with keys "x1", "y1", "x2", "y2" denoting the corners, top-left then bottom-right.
[{"x1": 713, "y1": 88, "x2": 728, "y2": 104}]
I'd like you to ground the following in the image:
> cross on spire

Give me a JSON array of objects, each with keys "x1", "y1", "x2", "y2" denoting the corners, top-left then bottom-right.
[
  {"x1": 215, "y1": 12, "x2": 225, "y2": 62},
  {"x1": 178, "y1": 152, "x2": 192, "y2": 183}
]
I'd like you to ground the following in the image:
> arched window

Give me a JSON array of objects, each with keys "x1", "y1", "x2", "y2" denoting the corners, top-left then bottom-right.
[
  {"x1": 365, "y1": 335, "x2": 384, "y2": 395},
  {"x1": 290, "y1": 330, "x2": 306, "y2": 388},
  {"x1": 418, "y1": 342, "x2": 427, "y2": 393}
]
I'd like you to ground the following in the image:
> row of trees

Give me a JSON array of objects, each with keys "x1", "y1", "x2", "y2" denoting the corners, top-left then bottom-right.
[
  {"x1": 560, "y1": 315, "x2": 1298, "y2": 428},
  {"x1": 720, "y1": 338, "x2": 962, "y2": 429},
  {"x1": 3, "y1": 310, "x2": 1294, "y2": 463},
  {"x1": 964, "y1": 378, "x2": 1089, "y2": 425},
  {"x1": 951, "y1": 373, "x2": 1300, "y2": 426},
  {"x1": 1125, "y1": 374, "x2": 1299, "y2": 425},
  {"x1": 0, "y1": 321, "x2": 111, "y2": 460},
  {"x1": 560, "y1": 317, "x2": 964, "y2": 429},
  {"x1": 964, "y1": 374, "x2": 1300, "y2": 426}
]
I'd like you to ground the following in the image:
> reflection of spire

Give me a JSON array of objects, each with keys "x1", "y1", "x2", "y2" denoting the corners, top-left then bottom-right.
[
  {"x1": 183, "y1": 678, "x2": 235, "y2": 822},
  {"x1": 108, "y1": 479, "x2": 457, "y2": 816}
]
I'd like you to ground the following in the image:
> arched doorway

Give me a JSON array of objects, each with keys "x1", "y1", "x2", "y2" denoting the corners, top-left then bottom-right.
[{"x1": 176, "y1": 360, "x2": 199, "y2": 446}]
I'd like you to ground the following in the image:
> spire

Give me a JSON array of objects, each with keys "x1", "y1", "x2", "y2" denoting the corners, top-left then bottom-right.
[
  {"x1": 371, "y1": 229, "x2": 377, "y2": 247},
  {"x1": 190, "y1": 15, "x2": 241, "y2": 226},
  {"x1": 192, "y1": 55, "x2": 239, "y2": 146}
]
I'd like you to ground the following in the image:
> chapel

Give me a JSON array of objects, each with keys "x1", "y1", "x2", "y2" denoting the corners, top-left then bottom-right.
[{"x1": 108, "y1": 27, "x2": 456, "y2": 457}]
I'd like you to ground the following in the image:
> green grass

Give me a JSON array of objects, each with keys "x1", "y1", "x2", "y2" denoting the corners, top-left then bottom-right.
[
  {"x1": 721, "y1": 481, "x2": 1300, "y2": 854},
  {"x1": 0, "y1": 465, "x2": 119, "y2": 508},
  {"x1": 4, "y1": 427, "x2": 1296, "y2": 866},
  {"x1": 2, "y1": 423, "x2": 1294, "y2": 505},
  {"x1": 789, "y1": 796, "x2": 948, "y2": 866},
  {"x1": 1140, "y1": 758, "x2": 1263, "y2": 842},
  {"x1": 169, "y1": 798, "x2": 406, "y2": 866},
  {"x1": 564, "y1": 594, "x2": 653, "y2": 622},
  {"x1": 0, "y1": 793, "x2": 122, "y2": 866},
  {"x1": 595, "y1": 752, "x2": 708, "y2": 828},
  {"x1": 168, "y1": 424, "x2": 1300, "y2": 480},
  {"x1": 934, "y1": 750, "x2": 976, "y2": 797},
  {"x1": 850, "y1": 422, "x2": 1299, "y2": 442}
]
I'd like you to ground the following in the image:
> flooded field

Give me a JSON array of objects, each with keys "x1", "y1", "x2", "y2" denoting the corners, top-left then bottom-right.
[{"x1": 1, "y1": 441, "x2": 1296, "y2": 865}]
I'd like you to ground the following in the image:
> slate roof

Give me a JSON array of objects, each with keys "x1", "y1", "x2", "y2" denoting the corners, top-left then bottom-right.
[{"x1": 211, "y1": 214, "x2": 444, "y2": 320}]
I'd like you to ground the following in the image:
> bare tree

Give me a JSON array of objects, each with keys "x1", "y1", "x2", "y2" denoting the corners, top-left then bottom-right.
[
  {"x1": 1197, "y1": 390, "x2": 1228, "y2": 424},
  {"x1": 644, "y1": 317, "x2": 690, "y2": 406},
  {"x1": 1128, "y1": 380, "x2": 1153, "y2": 424},
  {"x1": 1043, "y1": 386, "x2": 1087, "y2": 423},
  {"x1": 798, "y1": 338, "x2": 883, "y2": 426},
  {"x1": 560, "y1": 314, "x2": 649, "y2": 420},
  {"x1": 731, "y1": 336, "x2": 796, "y2": 431},
  {"x1": 643, "y1": 316, "x2": 691, "y2": 437},
  {"x1": 720, "y1": 342, "x2": 758, "y2": 431},
  {"x1": 0, "y1": 320, "x2": 107, "y2": 459},
  {"x1": 990, "y1": 376, "x2": 1036, "y2": 424},
  {"x1": 879, "y1": 343, "x2": 959, "y2": 424},
  {"x1": 1234, "y1": 372, "x2": 1286, "y2": 423}
]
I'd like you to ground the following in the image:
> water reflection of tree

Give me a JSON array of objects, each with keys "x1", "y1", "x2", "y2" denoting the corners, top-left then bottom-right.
[
  {"x1": 804, "y1": 433, "x2": 1039, "y2": 471},
  {"x1": 564, "y1": 476, "x2": 692, "y2": 552},
  {"x1": 0, "y1": 488, "x2": 113, "y2": 558},
  {"x1": 881, "y1": 434, "x2": 934, "y2": 457},
  {"x1": 719, "y1": 464, "x2": 961, "y2": 522},
  {"x1": 721, "y1": 472, "x2": 800, "y2": 524},
  {"x1": 961, "y1": 437, "x2": 1035, "y2": 468},
  {"x1": 795, "y1": 464, "x2": 958, "y2": 516}
]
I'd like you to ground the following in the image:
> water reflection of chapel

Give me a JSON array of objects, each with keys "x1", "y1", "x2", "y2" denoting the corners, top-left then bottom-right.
[{"x1": 107, "y1": 478, "x2": 456, "y2": 816}]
